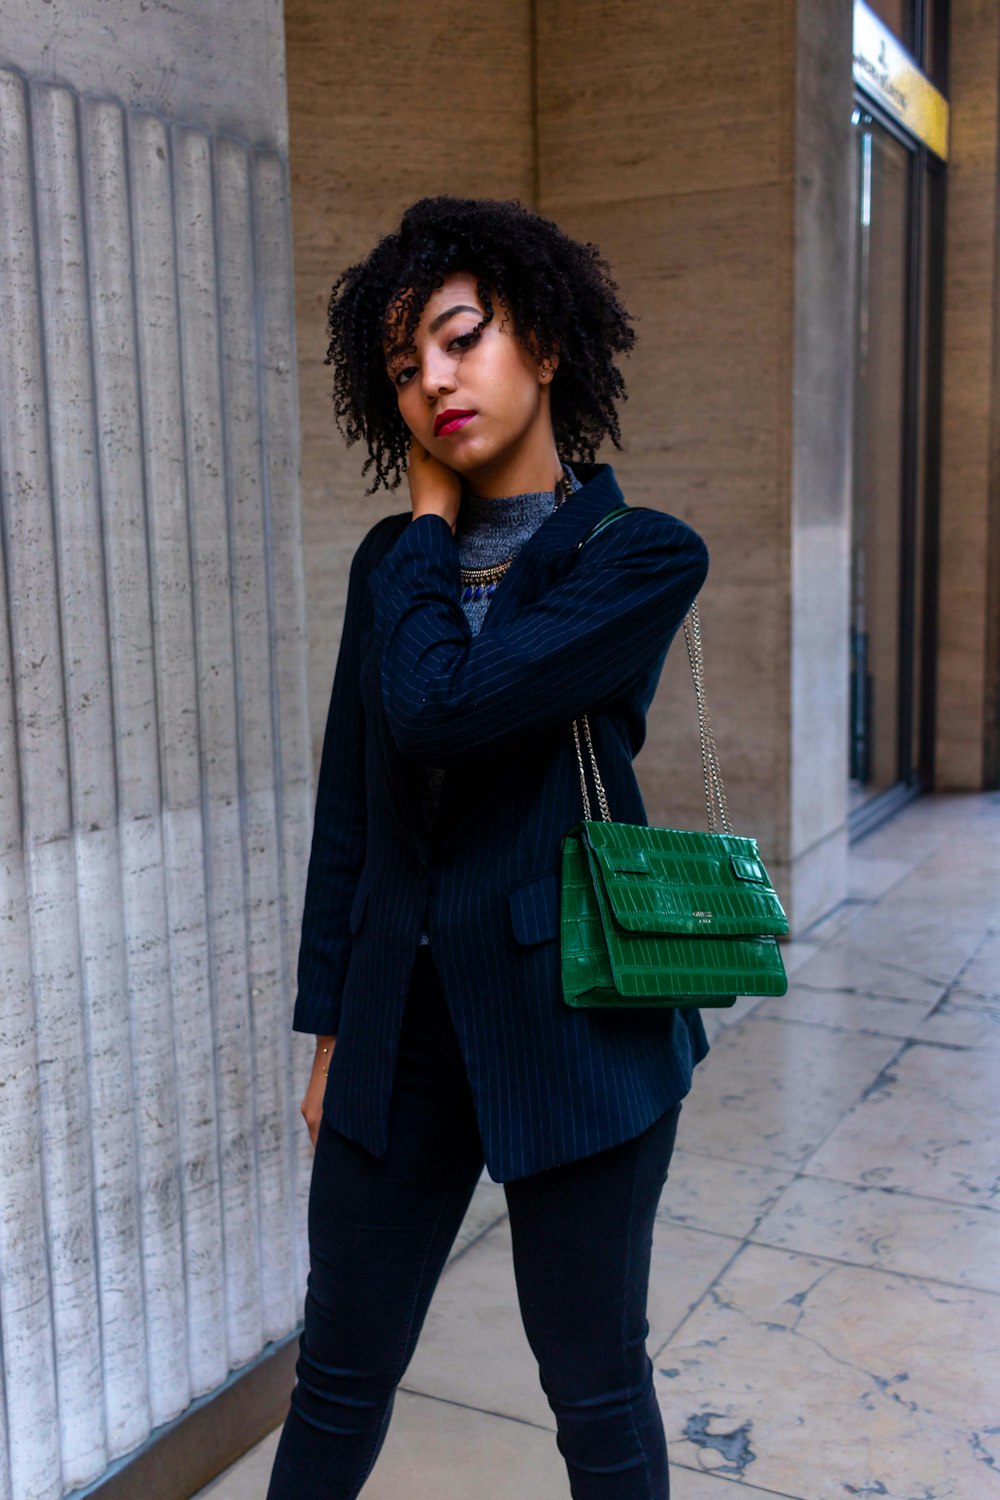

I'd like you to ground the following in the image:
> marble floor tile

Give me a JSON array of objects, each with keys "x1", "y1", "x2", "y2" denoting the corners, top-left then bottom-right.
[
  {"x1": 804, "y1": 1041, "x2": 1000, "y2": 1206},
  {"x1": 194, "y1": 1389, "x2": 569, "y2": 1499},
  {"x1": 796, "y1": 897, "x2": 873, "y2": 946},
  {"x1": 914, "y1": 993, "x2": 1000, "y2": 1050},
  {"x1": 660, "y1": 1470, "x2": 805, "y2": 1499},
  {"x1": 750, "y1": 1173, "x2": 1000, "y2": 1293},
  {"x1": 789, "y1": 941, "x2": 948, "y2": 1003},
  {"x1": 400, "y1": 1214, "x2": 737, "y2": 1430},
  {"x1": 193, "y1": 1398, "x2": 801, "y2": 1500},
  {"x1": 361, "y1": 1389, "x2": 567, "y2": 1499},
  {"x1": 699, "y1": 992, "x2": 766, "y2": 1045},
  {"x1": 849, "y1": 860, "x2": 998, "y2": 926},
  {"x1": 655, "y1": 1147, "x2": 796, "y2": 1240},
  {"x1": 193, "y1": 1425, "x2": 280, "y2": 1497},
  {"x1": 755, "y1": 984, "x2": 937, "y2": 1038},
  {"x1": 676, "y1": 1013, "x2": 900, "y2": 1172},
  {"x1": 447, "y1": 1179, "x2": 509, "y2": 1263},
  {"x1": 779, "y1": 937, "x2": 823, "y2": 977},
  {"x1": 819, "y1": 905, "x2": 993, "y2": 989},
  {"x1": 952, "y1": 928, "x2": 1000, "y2": 1005},
  {"x1": 653, "y1": 1242, "x2": 1000, "y2": 1498},
  {"x1": 846, "y1": 854, "x2": 917, "y2": 901}
]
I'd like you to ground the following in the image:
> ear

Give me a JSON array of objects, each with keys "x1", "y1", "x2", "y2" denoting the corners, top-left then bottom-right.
[{"x1": 526, "y1": 327, "x2": 560, "y2": 381}]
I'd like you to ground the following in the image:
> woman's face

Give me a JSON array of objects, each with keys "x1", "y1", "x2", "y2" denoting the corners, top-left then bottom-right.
[{"x1": 383, "y1": 269, "x2": 559, "y2": 484}]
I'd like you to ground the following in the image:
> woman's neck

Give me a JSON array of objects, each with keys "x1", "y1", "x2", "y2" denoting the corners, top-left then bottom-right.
[{"x1": 460, "y1": 442, "x2": 564, "y2": 501}]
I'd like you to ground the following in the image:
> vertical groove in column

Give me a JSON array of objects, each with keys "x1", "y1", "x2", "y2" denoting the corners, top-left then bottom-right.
[
  {"x1": 171, "y1": 119, "x2": 262, "y2": 1377},
  {"x1": 0, "y1": 75, "x2": 61, "y2": 1500},
  {"x1": 0, "y1": 1347, "x2": 9, "y2": 1500},
  {"x1": 34, "y1": 82, "x2": 158, "y2": 1488},
  {"x1": 79, "y1": 93, "x2": 160, "y2": 1460},
  {"x1": 159, "y1": 117, "x2": 231, "y2": 1400},
  {"x1": 251, "y1": 147, "x2": 316, "y2": 1294},
  {"x1": 217, "y1": 135, "x2": 296, "y2": 1340},
  {"x1": 1, "y1": 66, "x2": 97, "y2": 1500},
  {"x1": 128, "y1": 105, "x2": 238, "y2": 1404}
]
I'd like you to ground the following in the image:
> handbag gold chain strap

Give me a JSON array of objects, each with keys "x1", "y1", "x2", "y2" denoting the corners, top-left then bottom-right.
[{"x1": 572, "y1": 599, "x2": 734, "y2": 835}]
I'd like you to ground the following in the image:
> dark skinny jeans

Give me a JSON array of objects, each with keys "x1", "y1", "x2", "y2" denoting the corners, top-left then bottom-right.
[{"x1": 266, "y1": 944, "x2": 683, "y2": 1499}]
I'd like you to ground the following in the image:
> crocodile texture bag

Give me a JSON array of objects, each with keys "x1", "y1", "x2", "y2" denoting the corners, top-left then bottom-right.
[{"x1": 560, "y1": 514, "x2": 789, "y2": 1010}]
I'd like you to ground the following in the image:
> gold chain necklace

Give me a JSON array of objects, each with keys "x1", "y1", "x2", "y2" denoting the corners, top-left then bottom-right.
[{"x1": 459, "y1": 467, "x2": 573, "y2": 603}]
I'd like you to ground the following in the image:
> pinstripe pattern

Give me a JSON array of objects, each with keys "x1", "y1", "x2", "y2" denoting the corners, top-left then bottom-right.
[{"x1": 293, "y1": 462, "x2": 713, "y2": 1182}]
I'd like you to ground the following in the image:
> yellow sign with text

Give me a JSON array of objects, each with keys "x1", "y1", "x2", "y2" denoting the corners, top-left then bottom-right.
[{"x1": 853, "y1": 0, "x2": 949, "y2": 160}]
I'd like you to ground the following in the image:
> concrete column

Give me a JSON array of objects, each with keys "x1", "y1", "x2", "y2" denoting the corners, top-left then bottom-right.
[{"x1": 0, "y1": 6, "x2": 312, "y2": 1494}]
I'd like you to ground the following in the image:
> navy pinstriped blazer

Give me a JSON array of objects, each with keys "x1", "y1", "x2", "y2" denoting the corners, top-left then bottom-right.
[{"x1": 293, "y1": 461, "x2": 712, "y2": 1182}]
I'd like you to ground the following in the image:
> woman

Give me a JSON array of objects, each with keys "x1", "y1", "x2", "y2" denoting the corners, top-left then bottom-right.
[{"x1": 266, "y1": 195, "x2": 711, "y2": 1499}]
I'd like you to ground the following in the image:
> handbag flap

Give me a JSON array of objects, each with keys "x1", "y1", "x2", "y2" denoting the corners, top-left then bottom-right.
[{"x1": 583, "y1": 822, "x2": 788, "y2": 938}]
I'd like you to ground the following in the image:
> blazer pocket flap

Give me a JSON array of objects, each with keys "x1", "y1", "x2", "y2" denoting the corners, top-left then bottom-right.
[
  {"x1": 349, "y1": 876, "x2": 371, "y2": 935},
  {"x1": 508, "y1": 871, "x2": 559, "y2": 946}
]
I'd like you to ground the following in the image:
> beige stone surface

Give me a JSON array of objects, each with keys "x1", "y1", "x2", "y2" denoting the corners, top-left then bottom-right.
[
  {"x1": 787, "y1": 940, "x2": 949, "y2": 1003},
  {"x1": 284, "y1": 0, "x2": 535, "y2": 775},
  {"x1": 677, "y1": 1011, "x2": 902, "y2": 1172},
  {"x1": 536, "y1": 0, "x2": 786, "y2": 210},
  {"x1": 936, "y1": 0, "x2": 1000, "y2": 787},
  {"x1": 913, "y1": 991, "x2": 1000, "y2": 1049},
  {"x1": 754, "y1": 984, "x2": 937, "y2": 1037},
  {"x1": 195, "y1": 1389, "x2": 571, "y2": 1500},
  {"x1": 953, "y1": 926, "x2": 1000, "y2": 1005},
  {"x1": 805, "y1": 1041, "x2": 1000, "y2": 1206},
  {"x1": 751, "y1": 1171, "x2": 1000, "y2": 1292},
  {"x1": 654, "y1": 1149, "x2": 796, "y2": 1242},
  {"x1": 654, "y1": 1244, "x2": 999, "y2": 1495}
]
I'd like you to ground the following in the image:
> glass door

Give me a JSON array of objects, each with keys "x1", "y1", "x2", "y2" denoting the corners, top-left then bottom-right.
[{"x1": 848, "y1": 106, "x2": 935, "y2": 829}]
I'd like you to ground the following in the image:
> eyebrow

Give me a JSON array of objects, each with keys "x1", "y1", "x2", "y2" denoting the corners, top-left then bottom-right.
[
  {"x1": 428, "y1": 303, "x2": 481, "y2": 333},
  {"x1": 386, "y1": 304, "x2": 481, "y2": 368}
]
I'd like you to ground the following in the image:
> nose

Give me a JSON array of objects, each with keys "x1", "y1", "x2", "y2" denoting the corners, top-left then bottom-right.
[{"x1": 420, "y1": 347, "x2": 457, "y2": 401}]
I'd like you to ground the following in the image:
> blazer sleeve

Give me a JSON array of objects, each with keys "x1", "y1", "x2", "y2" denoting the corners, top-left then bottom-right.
[
  {"x1": 291, "y1": 515, "x2": 401, "y2": 1036},
  {"x1": 368, "y1": 506, "x2": 709, "y2": 765}
]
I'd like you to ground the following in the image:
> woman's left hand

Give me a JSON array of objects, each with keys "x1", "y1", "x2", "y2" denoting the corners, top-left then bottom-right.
[{"x1": 407, "y1": 436, "x2": 462, "y2": 535}]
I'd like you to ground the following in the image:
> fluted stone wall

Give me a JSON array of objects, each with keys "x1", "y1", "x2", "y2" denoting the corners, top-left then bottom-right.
[{"x1": 0, "y1": 17, "x2": 313, "y2": 1496}]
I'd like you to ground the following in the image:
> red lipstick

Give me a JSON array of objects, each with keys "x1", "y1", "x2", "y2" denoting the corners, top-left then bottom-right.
[{"x1": 434, "y1": 409, "x2": 477, "y2": 437}]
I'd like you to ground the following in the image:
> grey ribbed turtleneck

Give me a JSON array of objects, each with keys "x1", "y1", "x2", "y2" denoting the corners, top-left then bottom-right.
[{"x1": 415, "y1": 460, "x2": 584, "y2": 946}]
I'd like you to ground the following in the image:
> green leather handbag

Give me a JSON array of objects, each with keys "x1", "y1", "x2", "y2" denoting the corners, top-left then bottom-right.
[{"x1": 560, "y1": 515, "x2": 789, "y2": 1010}]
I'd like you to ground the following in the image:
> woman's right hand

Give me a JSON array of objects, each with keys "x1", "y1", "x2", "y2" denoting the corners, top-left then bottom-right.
[
  {"x1": 407, "y1": 435, "x2": 462, "y2": 533},
  {"x1": 301, "y1": 1036, "x2": 336, "y2": 1148}
]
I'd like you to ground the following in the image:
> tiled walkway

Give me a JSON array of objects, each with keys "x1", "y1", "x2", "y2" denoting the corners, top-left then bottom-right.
[{"x1": 197, "y1": 792, "x2": 1000, "y2": 1499}]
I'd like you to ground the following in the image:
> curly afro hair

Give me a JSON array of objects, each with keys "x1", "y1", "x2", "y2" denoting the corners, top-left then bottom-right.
[{"x1": 324, "y1": 194, "x2": 639, "y2": 494}]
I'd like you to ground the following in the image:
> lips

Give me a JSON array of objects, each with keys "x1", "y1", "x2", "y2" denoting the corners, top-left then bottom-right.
[{"x1": 434, "y1": 409, "x2": 477, "y2": 437}]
